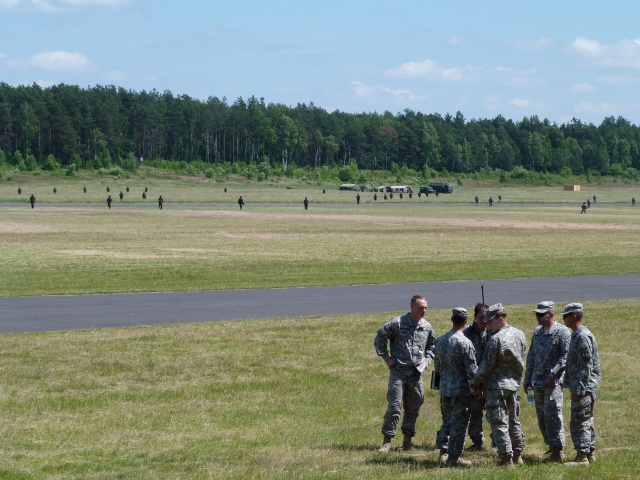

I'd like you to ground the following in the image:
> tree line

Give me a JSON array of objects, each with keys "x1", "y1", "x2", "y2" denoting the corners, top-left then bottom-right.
[{"x1": 1, "y1": 82, "x2": 639, "y2": 180}]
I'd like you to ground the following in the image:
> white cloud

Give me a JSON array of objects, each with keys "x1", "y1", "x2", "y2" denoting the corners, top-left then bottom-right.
[
  {"x1": 509, "y1": 98, "x2": 532, "y2": 108},
  {"x1": 574, "y1": 101, "x2": 620, "y2": 115},
  {"x1": 384, "y1": 59, "x2": 464, "y2": 82},
  {"x1": 350, "y1": 81, "x2": 426, "y2": 103},
  {"x1": 568, "y1": 83, "x2": 595, "y2": 93},
  {"x1": 448, "y1": 35, "x2": 463, "y2": 46},
  {"x1": 565, "y1": 36, "x2": 640, "y2": 68},
  {"x1": 504, "y1": 37, "x2": 553, "y2": 51},
  {"x1": 596, "y1": 73, "x2": 640, "y2": 85},
  {"x1": 24, "y1": 51, "x2": 91, "y2": 71},
  {"x1": 0, "y1": 0, "x2": 131, "y2": 10}
]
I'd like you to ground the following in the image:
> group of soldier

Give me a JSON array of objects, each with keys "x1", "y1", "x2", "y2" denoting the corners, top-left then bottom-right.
[{"x1": 374, "y1": 295, "x2": 600, "y2": 469}]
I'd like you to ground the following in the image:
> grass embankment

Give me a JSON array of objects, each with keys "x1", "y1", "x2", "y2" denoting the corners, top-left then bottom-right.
[
  {"x1": 0, "y1": 301, "x2": 636, "y2": 479},
  {"x1": 1, "y1": 203, "x2": 639, "y2": 296}
]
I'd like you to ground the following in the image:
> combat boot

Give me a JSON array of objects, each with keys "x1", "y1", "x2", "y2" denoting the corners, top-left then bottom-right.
[
  {"x1": 512, "y1": 450, "x2": 524, "y2": 465},
  {"x1": 437, "y1": 448, "x2": 449, "y2": 467},
  {"x1": 445, "y1": 455, "x2": 472, "y2": 468},
  {"x1": 401, "y1": 434, "x2": 415, "y2": 451},
  {"x1": 588, "y1": 448, "x2": 596, "y2": 463},
  {"x1": 377, "y1": 434, "x2": 393, "y2": 453},
  {"x1": 497, "y1": 456, "x2": 515, "y2": 469},
  {"x1": 545, "y1": 448, "x2": 565, "y2": 463},
  {"x1": 468, "y1": 442, "x2": 485, "y2": 451},
  {"x1": 565, "y1": 451, "x2": 589, "y2": 466}
]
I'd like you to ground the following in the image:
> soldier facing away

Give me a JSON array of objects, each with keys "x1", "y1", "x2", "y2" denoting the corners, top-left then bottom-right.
[
  {"x1": 435, "y1": 308, "x2": 477, "y2": 468},
  {"x1": 238, "y1": 196, "x2": 244, "y2": 210},
  {"x1": 303, "y1": 197, "x2": 309, "y2": 210},
  {"x1": 471, "y1": 303, "x2": 527, "y2": 469},
  {"x1": 107, "y1": 195, "x2": 112, "y2": 209},
  {"x1": 29, "y1": 194, "x2": 36, "y2": 209},
  {"x1": 374, "y1": 295, "x2": 437, "y2": 453}
]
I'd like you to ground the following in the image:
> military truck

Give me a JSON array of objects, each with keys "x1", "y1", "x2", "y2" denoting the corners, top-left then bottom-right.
[
  {"x1": 419, "y1": 186, "x2": 436, "y2": 196},
  {"x1": 428, "y1": 182, "x2": 454, "y2": 194}
]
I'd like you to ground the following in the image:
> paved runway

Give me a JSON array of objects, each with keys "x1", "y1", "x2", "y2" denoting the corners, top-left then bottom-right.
[{"x1": 1, "y1": 274, "x2": 638, "y2": 333}]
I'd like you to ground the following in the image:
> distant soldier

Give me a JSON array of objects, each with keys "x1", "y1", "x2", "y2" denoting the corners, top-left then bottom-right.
[
  {"x1": 18, "y1": 187, "x2": 22, "y2": 195},
  {"x1": 374, "y1": 193, "x2": 378, "y2": 201},
  {"x1": 29, "y1": 194, "x2": 36, "y2": 209},
  {"x1": 418, "y1": 192, "x2": 422, "y2": 198},
  {"x1": 489, "y1": 196, "x2": 494, "y2": 207},
  {"x1": 126, "y1": 186, "x2": 130, "y2": 192},
  {"x1": 119, "y1": 191, "x2": 124, "y2": 200},
  {"x1": 224, "y1": 187, "x2": 227, "y2": 193},
  {"x1": 586, "y1": 199, "x2": 591, "y2": 209},
  {"x1": 498, "y1": 194, "x2": 502, "y2": 202},
  {"x1": 83, "y1": 186, "x2": 87, "y2": 193},
  {"x1": 145, "y1": 186, "x2": 148, "y2": 193},
  {"x1": 475, "y1": 196, "x2": 479, "y2": 205},
  {"x1": 323, "y1": 189, "x2": 326, "y2": 194},
  {"x1": 238, "y1": 195, "x2": 244, "y2": 210},
  {"x1": 390, "y1": 193, "x2": 394, "y2": 199},
  {"x1": 53, "y1": 187, "x2": 57, "y2": 194},
  {"x1": 633, "y1": 197, "x2": 636, "y2": 206},
  {"x1": 106, "y1": 186, "x2": 110, "y2": 192},
  {"x1": 399, "y1": 193, "x2": 403, "y2": 199},
  {"x1": 142, "y1": 191, "x2": 147, "y2": 199},
  {"x1": 303, "y1": 197, "x2": 309, "y2": 210},
  {"x1": 384, "y1": 194, "x2": 388, "y2": 200},
  {"x1": 107, "y1": 195, "x2": 112, "y2": 209},
  {"x1": 158, "y1": 195, "x2": 164, "y2": 209},
  {"x1": 580, "y1": 203, "x2": 587, "y2": 214},
  {"x1": 592, "y1": 195, "x2": 596, "y2": 204},
  {"x1": 409, "y1": 192, "x2": 412, "y2": 199},
  {"x1": 356, "y1": 193, "x2": 361, "y2": 205}
]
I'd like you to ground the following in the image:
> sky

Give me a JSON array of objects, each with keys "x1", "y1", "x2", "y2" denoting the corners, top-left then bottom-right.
[{"x1": 1, "y1": 0, "x2": 640, "y2": 125}]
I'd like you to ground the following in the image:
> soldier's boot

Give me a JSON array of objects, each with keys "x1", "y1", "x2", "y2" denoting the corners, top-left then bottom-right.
[
  {"x1": 565, "y1": 451, "x2": 590, "y2": 466},
  {"x1": 468, "y1": 442, "x2": 485, "y2": 452},
  {"x1": 588, "y1": 448, "x2": 596, "y2": 463},
  {"x1": 445, "y1": 455, "x2": 472, "y2": 468},
  {"x1": 545, "y1": 448, "x2": 565, "y2": 463},
  {"x1": 542, "y1": 448, "x2": 553, "y2": 456},
  {"x1": 512, "y1": 450, "x2": 524, "y2": 465},
  {"x1": 497, "y1": 456, "x2": 515, "y2": 469},
  {"x1": 401, "y1": 434, "x2": 415, "y2": 451},
  {"x1": 377, "y1": 435, "x2": 393, "y2": 453},
  {"x1": 437, "y1": 448, "x2": 449, "y2": 467}
]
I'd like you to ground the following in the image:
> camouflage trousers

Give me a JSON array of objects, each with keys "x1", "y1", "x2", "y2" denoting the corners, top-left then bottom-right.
[
  {"x1": 436, "y1": 395, "x2": 472, "y2": 456},
  {"x1": 484, "y1": 389, "x2": 525, "y2": 458},
  {"x1": 468, "y1": 394, "x2": 486, "y2": 445},
  {"x1": 381, "y1": 368, "x2": 424, "y2": 437},
  {"x1": 569, "y1": 392, "x2": 596, "y2": 452},
  {"x1": 533, "y1": 384, "x2": 565, "y2": 449}
]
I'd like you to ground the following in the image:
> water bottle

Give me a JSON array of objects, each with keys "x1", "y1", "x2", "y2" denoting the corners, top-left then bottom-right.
[{"x1": 527, "y1": 391, "x2": 534, "y2": 404}]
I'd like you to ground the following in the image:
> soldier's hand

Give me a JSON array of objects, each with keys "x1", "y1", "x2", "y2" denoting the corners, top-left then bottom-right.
[
  {"x1": 543, "y1": 376, "x2": 555, "y2": 388},
  {"x1": 571, "y1": 393, "x2": 582, "y2": 402},
  {"x1": 523, "y1": 380, "x2": 532, "y2": 393},
  {"x1": 385, "y1": 358, "x2": 396, "y2": 369}
]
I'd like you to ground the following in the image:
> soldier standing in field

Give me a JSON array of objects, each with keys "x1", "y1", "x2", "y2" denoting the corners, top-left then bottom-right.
[
  {"x1": 158, "y1": 195, "x2": 164, "y2": 209},
  {"x1": 463, "y1": 303, "x2": 490, "y2": 451},
  {"x1": 29, "y1": 194, "x2": 36, "y2": 209},
  {"x1": 435, "y1": 308, "x2": 477, "y2": 468},
  {"x1": 471, "y1": 303, "x2": 526, "y2": 468},
  {"x1": 489, "y1": 196, "x2": 494, "y2": 207},
  {"x1": 374, "y1": 295, "x2": 437, "y2": 453},
  {"x1": 303, "y1": 197, "x2": 309, "y2": 210},
  {"x1": 562, "y1": 303, "x2": 601, "y2": 466},
  {"x1": 523, "y1": 301, "x2": 571, "y2": 463},
  {"x1": 632, "y1": 197, "x2": 636, "y2": 206},
  {"x1": 356, "y1": 193, "x2": 360, "y2": 204},
  {"x1": 238, "y1": 195, "x2": 244, "y2": 210},
  {"x1": 107, "y1": 195, "x2": 112, "y2": 209},
  {"x1": 580, "y1": 203, "x2": 587, "y2": 214}
]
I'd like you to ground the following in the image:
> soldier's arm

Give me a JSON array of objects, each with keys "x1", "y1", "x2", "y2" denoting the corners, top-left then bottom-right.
[
  {"x1": 550, "y1": 329, "x2": 572, "y2": 379},
  {"x1": 471, "y1": 338, "x2": 497, "y2": 388},
  {"x1": 373, "y1": 319, "x2": 397, "y2": 361},
  {"x1": 423, "y1": 326, "x2": 437, "y2": 367}
]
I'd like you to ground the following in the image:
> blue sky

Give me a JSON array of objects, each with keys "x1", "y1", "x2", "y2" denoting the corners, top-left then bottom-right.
[{"x1": 2, "y1": 0, "x2": 640, "y2": 125}]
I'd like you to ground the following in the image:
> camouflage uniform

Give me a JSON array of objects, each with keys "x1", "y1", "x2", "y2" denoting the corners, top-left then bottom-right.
[
  {"x1": 525, "y1": 322, "x2": 571, "y2": 450},
  {"x1": 463, "y1": 320, "x2": 491, "y2": 445},
  {"x1": 435, "y1": 329, "x2": 477, "y2": 456},
  {"x1": 565, "y1": 326, "x2": 600, "y2": 453},
  {"x1": 471, "y1": 324, "x2": 527, "y2": 458},
  {"x1": 374, "y1": 313, "x2": 437, "y2": 438}
]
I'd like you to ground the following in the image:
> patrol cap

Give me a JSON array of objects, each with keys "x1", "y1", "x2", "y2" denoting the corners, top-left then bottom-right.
[
  {"x1": 562, "y1": 303, "x2": 583, "y2": 316},
  {"x1": 533, "y1": 301, "x2": 555, "y2": 314},
  {"x1": 485, "y1": 303, "x2": 506, "y2": 322},
  {"x1": 452, "y1": 307, "x2": 468, "y2": 319}
]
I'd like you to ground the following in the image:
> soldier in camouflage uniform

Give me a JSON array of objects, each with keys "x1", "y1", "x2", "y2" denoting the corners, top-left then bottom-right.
[
  {"x1": 471, "y1": 303, "x2": 527, "y2": 468},
  {"x1": 463, "y1": 303, "x2": 489, "y2": 450},
  {"x1": 435, "y1": 308, "x2": 477, "y2": 468},
  {"x1": 562, "y1": 303, "x2": 601, "y2": 466},
  {"x1": 374, "y1": 295, "x2": 437, "y2": 453},
  {"x1": 524, "y1": 301, "x2": 571, "y2": 462}
]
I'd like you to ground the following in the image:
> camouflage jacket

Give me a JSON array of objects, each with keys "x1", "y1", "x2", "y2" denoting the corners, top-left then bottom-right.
[
  {"x1": 565, "y1": 326, "x2": 601, "y2": 396},
  {"x1": 374, "y1": 313, "x2": 437, "y2": 373},
  {"x1": 463, "y1": 320, "x2": 491, "y2": 363},
  {"x1": 434, "y1": 329, "x2": 477, "y2": 397},
  {"x1": 471, "y1": 325, "x2": 526, "y2": 391},
  {"x1": 525, "y1": 322, "x2": 571, "y2": 385}
]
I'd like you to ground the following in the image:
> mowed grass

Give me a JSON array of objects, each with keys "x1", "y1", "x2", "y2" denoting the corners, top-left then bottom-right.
[
  {"x1": 0, "y1": 300, "x2": 636, "y2": 479},
  {"x1": 1, "y1": 202, "x2": 639, "y2": 296}
]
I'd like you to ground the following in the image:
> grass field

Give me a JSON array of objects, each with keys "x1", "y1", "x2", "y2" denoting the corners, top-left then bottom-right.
[{"x1": 0, "y1": 301, "x2": 636, "y2": 479}]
